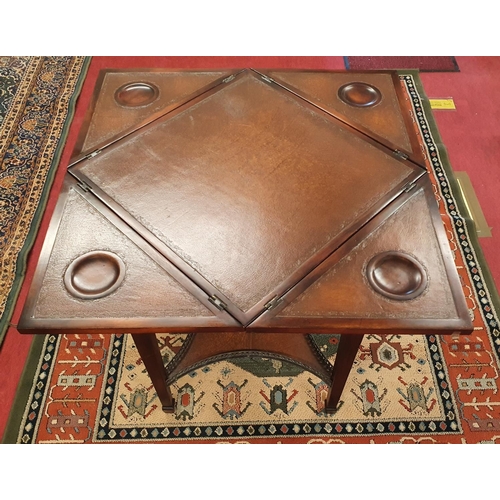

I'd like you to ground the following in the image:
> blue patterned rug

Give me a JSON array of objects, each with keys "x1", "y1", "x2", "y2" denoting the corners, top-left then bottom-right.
[{"x1": 0, "y1": 56, "x2": 90, "y2": 346}]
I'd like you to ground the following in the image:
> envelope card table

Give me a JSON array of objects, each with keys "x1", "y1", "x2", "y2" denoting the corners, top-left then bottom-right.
[{"x1": 19, "y1": 69, "x2": 472, "y2": 413}]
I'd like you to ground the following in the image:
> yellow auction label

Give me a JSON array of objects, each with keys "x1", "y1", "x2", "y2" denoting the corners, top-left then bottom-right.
[{"x1": 429, "y1": 98, "x2": 456, "y2": 110}]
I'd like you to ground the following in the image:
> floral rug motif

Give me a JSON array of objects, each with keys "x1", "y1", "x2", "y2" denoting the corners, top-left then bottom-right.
[
  {"x1": 0, "y1": 56, "x2": 90, "y2": 346},
  {"x1": 4, "y1": 72, "x2": 500, "y2": 444}
]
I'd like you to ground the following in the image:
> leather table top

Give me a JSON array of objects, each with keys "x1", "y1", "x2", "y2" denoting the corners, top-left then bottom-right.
[{"x1": 19, "y1": 69, "x2": 472, "y2": 337}]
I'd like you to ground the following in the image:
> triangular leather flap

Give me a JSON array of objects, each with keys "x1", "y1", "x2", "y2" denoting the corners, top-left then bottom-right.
[
  {"x1": 264, "y1": 70, "x2": 417, "y2": 159},
  {"x1": 249, "y1": 180, "x2": 470, "y2": 332},
  {"x1": 20, "y1": 181, "x2": 239, "y2": 332},
  {"x1": 77, "y1": 70, "x2": 236, "y2": 155}
]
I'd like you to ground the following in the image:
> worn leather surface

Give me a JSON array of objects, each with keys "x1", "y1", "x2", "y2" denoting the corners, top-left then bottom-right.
[
  {"x1": 78, "y1": 71, "x2": 414, "y2": 313},
  {"x1": 278, "y1": 186, "x2": 458, "y2": 319},
  {"x1": 267, "y1": 70, "x2": 413, "y2": 153},
  {"x1": 33, "y1": 187, "x2": 214, "y2": 320},
  {"x1": 79, "y1": 71, "x2": 232, "y2": 154}
]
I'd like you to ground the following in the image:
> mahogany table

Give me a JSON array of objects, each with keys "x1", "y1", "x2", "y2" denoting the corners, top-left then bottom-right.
[{"x1": 19, "y1": 68, "x2": 473, "y2": 413}]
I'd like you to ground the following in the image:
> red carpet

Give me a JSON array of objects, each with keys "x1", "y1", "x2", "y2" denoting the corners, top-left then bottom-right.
[
  {"x1": 1, "y1": 56, "x2": 499, "y2": 442},
  {"x1": 345, "y1": 56, "x2": 459, "y2": 72}
]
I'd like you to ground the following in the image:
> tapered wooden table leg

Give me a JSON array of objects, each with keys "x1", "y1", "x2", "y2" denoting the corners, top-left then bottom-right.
[
  {"x1": 132, "y1": 333, "x2": 174, "y2": 412},
  {"x1": 325, "y1": 334, "x2": 364, "y2": 414}
]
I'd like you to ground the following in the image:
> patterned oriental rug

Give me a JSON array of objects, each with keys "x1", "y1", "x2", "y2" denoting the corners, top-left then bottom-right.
[
  {"x1": 4, "y1": 72, "x2": 500, "y2": 444},
  {"x1": 0, "y1": 57, "x2": 90, "y2": 346},
  {"x1": 344, "y1": 57, "x2": 460, "y2": 72}
]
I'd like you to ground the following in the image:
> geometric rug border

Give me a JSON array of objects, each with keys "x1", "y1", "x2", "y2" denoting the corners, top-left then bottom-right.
[{"x1": 401, "y1": 72, "x2": 500, "y2": 367}]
